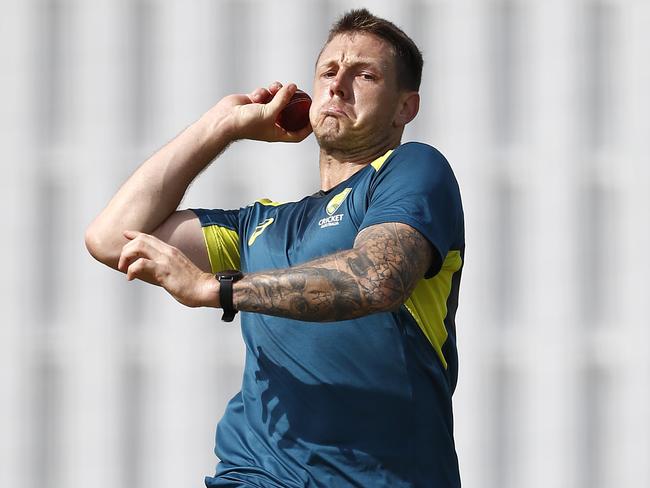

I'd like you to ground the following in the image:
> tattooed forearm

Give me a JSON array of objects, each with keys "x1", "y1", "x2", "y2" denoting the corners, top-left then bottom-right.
[
  {"x1": 233, "y1": 222, "x2": 433, "y2": 322},
  {"x1": 235, "y1": 266, "x2": 363, "y2": 321}
]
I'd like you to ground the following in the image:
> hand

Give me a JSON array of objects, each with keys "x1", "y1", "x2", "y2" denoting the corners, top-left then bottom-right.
[
  {"x1": 118, "y1": 230, "x2": 220, "y2": 308},
  {"x1": 206, "y1": 81, "x2": 313, "y2": 143}
]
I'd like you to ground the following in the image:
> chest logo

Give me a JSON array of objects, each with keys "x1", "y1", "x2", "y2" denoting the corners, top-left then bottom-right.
[
  {"x1": 326, "y1": 188, "x2": 352, "y2": 215},
  {"x1": 320, "y1": 188, "x2": 351, "y2": 229},
  {"x1": 248, "y1": 217, "x2": 275, "y2": 246}
]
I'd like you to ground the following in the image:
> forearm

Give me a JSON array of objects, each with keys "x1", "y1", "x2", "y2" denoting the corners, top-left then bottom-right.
[
  {"x1": 86, "y1": 110, "x2": 234, "y2": 266},
  {"x1": 233, "y1": 241, "x2": 422, "y2": 323},
  {"x1": 233, "y1": 251, "x2": 390, "y2": 321},
  {"x1": 232, "y1": 223, "x2": 431, "y2": 322}
]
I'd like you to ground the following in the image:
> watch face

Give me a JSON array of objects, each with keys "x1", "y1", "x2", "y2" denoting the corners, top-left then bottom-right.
[{"x1": 218, "y1": 270, "x2": 243, "y2": 280}]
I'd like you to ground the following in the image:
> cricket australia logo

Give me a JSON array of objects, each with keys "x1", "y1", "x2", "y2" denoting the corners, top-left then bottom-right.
[{"x1": 319, "y1": 188, "x2": 351, "y2": 229}]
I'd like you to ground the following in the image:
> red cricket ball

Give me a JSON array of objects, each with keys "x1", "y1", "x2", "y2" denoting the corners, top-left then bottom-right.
[{"x1": 277, "y1": 89, "x2": 312, "y2": 132}]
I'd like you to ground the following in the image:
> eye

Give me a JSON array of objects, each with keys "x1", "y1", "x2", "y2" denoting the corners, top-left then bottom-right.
[
  {"x1": 360, "y1": 72, "x2": 376, "y2": 81},
  {"x1": 322, "y1": 70, "x2": 336, "y2": 79}
]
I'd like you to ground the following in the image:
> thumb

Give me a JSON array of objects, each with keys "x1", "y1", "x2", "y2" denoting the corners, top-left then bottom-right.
[{"x1": 265, "y1": 83, "x2": 297, "y2": 117}]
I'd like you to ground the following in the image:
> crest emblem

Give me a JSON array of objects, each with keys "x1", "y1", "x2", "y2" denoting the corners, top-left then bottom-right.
[{"x1": 326, "y1": 188, "x2": 352, "y2": 216}]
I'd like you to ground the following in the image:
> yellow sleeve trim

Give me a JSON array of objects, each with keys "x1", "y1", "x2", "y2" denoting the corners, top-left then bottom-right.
[
  {"x1": 201, "y1": 225, "x2": 241, "y2": 273},
  {"x1": 370, "y1": 149, "x2": 394, "y2": 171},
  {"x1": 256, "y1": 198, "x2": 284, "y2": 207},
  {"x1": 403, "y1": 250, "x2": 463, "y2": 369}
]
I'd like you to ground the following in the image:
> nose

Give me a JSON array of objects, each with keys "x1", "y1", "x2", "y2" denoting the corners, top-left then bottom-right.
[{"x1": 329, "y1": 71, "x2": 351, "y2": 100}]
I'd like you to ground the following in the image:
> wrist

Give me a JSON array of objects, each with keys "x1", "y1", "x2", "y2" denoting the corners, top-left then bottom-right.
[
  {"x1": 198, "y1": 272, "x2": 221, "y2": 308},
  {"x1": 215, "y1": 270, "x2": 244, "y2": 322},
  {"x1": 199, "y1": 104, "x2": 240, "y2": 144}
]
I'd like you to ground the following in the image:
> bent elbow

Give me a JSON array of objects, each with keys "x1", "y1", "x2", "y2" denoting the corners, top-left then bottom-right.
[
  {"x1": 377, "y1": 283, "x2": 415, "y2": 314},
  {"x1": 84, "y1": 225, "x2": 120, "y2": 269}
]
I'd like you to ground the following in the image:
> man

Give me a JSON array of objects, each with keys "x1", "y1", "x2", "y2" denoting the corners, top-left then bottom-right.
[{"x1": 86, "y1": 8, "x2": 464, "y2": 488}]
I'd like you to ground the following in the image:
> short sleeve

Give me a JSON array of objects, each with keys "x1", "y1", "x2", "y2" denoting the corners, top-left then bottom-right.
[
  {"x1": 360, "y1": 143, "x2": 463, "y2": 277},
  {"x1": 190, "y1": 208, "x2": 241, "y2": 273}
]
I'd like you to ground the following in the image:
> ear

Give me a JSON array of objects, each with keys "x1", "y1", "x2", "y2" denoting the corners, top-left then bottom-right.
[{"x1": 393, "y1": 91, "x2": 420, "y2": 127}]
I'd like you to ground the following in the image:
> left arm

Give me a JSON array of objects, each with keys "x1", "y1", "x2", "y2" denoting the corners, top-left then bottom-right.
[
  {"x1": 234, "y1": 222, "x2": 432, "y2": 321},
  {"x1": 118, "y1": 222, "x2": 433, "y2": 320}
]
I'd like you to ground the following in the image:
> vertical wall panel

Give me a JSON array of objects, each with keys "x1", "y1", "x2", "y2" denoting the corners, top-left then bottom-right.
[
  {"x1": 438, "y1": 1, "x2": 494, "y2": 487},
  {"x1": 610, "y1": 2, "x2": 650, "y2": 487},
  {"x1": 55, "y1": 1, "x2": 134, "y2": 488},
  {"x1": 517, "y1": 3, "x2": 583, "y2": 487},
  {"x1": 0, "y1": 0, "x2": 39, "y2": 485}
]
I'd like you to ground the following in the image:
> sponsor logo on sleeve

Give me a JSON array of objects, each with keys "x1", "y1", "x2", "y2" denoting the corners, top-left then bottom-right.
[{"x1": 248, "y1": 217, "x2": 275, "y2": 245}]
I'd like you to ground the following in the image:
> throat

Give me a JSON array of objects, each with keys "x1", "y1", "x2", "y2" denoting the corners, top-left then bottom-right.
[
  {"x1": 319, "y1": 160, "x2": 367, "y2": 191},
  {"x1": 318, "y1": 145, "x2": 395, "y2": 191}
]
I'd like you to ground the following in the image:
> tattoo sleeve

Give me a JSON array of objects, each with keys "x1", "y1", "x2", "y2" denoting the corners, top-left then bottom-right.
[{"x1": 233, "y1": 222, "x2": 433, "y2": 322}]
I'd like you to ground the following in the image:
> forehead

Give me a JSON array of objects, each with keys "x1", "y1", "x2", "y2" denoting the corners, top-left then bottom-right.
[{"x1": 317, "y1": 32, "x2": 395, "y2": 69}]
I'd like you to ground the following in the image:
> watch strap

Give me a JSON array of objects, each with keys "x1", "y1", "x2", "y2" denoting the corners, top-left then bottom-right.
[{"x1": 216, "y1": 270, "x2": 243, "y2": 322}]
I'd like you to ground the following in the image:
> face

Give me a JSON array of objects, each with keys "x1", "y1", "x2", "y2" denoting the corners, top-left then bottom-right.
[{"x1": 310, "y1": 32, "x2": 404, "y2": 153}]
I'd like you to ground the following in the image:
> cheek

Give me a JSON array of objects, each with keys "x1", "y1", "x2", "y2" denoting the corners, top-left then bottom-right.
[
  {"x1": 308, "y1": 87, "x2": 329, "y2": 123},
  {"x1": 309, "y1": 103, "x2": 318, "y2": 125},
  {"x1": 364, "y1": 90, "x2": 398, "y2": 119},
  {"x1": 356, "y1": 97, "x2": 387, "y2": 122}
]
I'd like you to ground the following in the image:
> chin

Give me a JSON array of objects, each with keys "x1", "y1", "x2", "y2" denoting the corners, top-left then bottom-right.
[
  {"x1": 315, "y1": 115, "x2": 346, "y2": 136},
  {"x1": 315, "y1": 132, "x2": 356, "y2": 153}
]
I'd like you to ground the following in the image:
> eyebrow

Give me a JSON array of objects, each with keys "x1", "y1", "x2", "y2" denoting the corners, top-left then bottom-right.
[{"x1": 316, "y1": 58, "x2": 386, "y2": 72}]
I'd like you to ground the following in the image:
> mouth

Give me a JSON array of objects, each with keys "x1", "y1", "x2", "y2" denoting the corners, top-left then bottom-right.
[{"x1": 322, "y1": 105, "x2": 349, "y2": 118}]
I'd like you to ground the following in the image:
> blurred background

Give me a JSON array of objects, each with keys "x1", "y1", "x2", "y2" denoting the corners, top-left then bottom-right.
[{"x1": 1, "y1": 0, "x2": 648, "y2": 487}]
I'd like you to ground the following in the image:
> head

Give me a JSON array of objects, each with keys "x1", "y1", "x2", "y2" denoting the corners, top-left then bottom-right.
[{"x1": 310, "y1": 9, "x2": 423, "y2": 155}]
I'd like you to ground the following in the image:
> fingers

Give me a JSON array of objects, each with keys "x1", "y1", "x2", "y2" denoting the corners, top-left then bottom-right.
[
  {"x1": 119, "y1": 231, "x2": 181, "y2": 286},
  {"x1": 248, "y1": 81, "x2": 284, "y2": 104},
  {"x1": 118, "y1": 231, "x2": 214, "y2": 307},
  {"x1": 268, "y1": 81, "x2": 283, "y2": 95},
  {"x1": 235, "y1": 82, "x2": 312, "y2": 142},
  {"x1": 125, "y1": 257, "x2": 157, "y2": 282},
  {"x1": 265, "y1": 83, "x2": 297, "y2": 117},
  {"x1": 118, "y1": 231, "x2": 164, "y2": 273},
  {"x1": 276, "y1": 121, "x2": 313, "y2": 142},
  {"x1": 263, "y1": 83, "x2": 314, "y2": 142},
  {"x1": 249, "y1": 87, "x2": 273, "y2": 104},
  {"x1": 123, "y1": 229, "x2": 139, "y2": 241}
]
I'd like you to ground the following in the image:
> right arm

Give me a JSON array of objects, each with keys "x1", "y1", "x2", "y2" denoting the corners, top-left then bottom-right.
[{"x1": 85, "y1": 82, "x2": 311, "y2": 270}]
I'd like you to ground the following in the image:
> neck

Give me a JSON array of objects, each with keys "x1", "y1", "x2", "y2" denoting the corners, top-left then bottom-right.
[{"x1": 318, "y1": 141, "x2": 398, "y2": 191}]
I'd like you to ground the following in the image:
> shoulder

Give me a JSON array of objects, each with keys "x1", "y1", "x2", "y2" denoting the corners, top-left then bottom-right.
[
  {"x1": 388, "y1": 142, "x2": 452, "y2": 173},
  {"x1": 371, "y1": 142, "x2": 458, "y2": 190},
  {"x1": 394, "y1": 141, "x2": 447, "y2": 160}
]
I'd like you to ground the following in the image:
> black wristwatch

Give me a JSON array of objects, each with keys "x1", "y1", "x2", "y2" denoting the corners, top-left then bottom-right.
[{"x1": 215, "y1": 270, "x2": 244, "y2": 322}]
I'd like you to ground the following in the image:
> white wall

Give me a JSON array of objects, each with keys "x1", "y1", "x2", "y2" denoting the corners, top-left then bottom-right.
[{"x1": 1, "y1": 0, "x2": 648, "y2": 487}]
